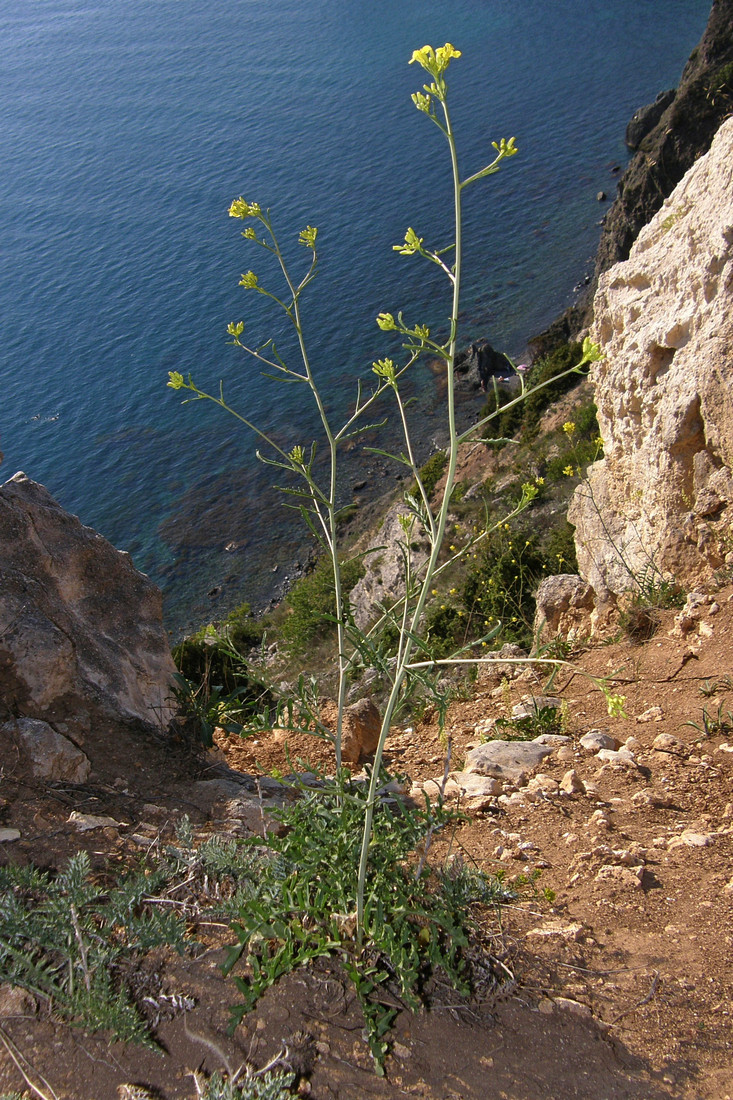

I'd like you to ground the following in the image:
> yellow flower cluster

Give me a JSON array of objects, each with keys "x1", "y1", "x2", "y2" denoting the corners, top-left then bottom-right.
[
  {"x1": 409, "y1": 43, "x2": 462, "y2": 76},
  {"x1": 228, "y1": 198, "x2": 261, "y2": 220}
]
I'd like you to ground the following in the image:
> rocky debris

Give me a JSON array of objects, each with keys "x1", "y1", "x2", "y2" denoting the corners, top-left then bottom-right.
[
  {"x1": 569, "y1": 119, "x2": 733, "y2": 609},
  {"x1": 674, "y1": 590, "x2": 717, "y2": 635},
  {"x1": 0, "y1": 474, "x2": 177, "y2": 774},
  {"x1": 7, "y1": 716, "x2": 91, "y2": 783},
  {"x1": 559, "y1": 769, "x2": 586, "y2": 795},
  {"x1": 533, "y1": 574, "x2": 595, "y2": 647},
  {"x1": 526, "y1": 919, "x2": 585, "y2": 943},
  {"x1": 631, "y1": 787, "x2": 677, "y2": 809},
  {"x1": 511, "y1": 695, "x2": 562, "y2": 720},
  {"x1": 339, "y1": 698, "x2": 382, "y2": 764},
  {"x1": 0, "y1": 829, "x2": 20, "y2": 843},
  {"x1": 453, "y1": 339, "x2": 515, "y2": 392},
  {"x1": 68, "y1": 811, "x2": 121, "y2": 832},
  {"x1": 190, "y1": 772, "x2": 292, "y2": 837},
  {"x1": 596, "y1": 746, "x2": 638, "y2": 769},
  {"x1": 579, "y1": 730, "x2": 618, "y2": 752},
  {"x1": 625, "y1": 88, "x2": 677, "y2": 150},
  {"x1": 652, "y1": 732, "x2": 690, "y2": 757},
  {"x1": 464, "y1": 738, "x2": 555, "y2": 784},
  {"x1": 0, "y1": 984, "x2": 36, "y2": 1018},
  {"x1": 668, "y1": 829, "x2": 716, "y2": 849},
  {"x1": 636, "y1": 706, "x2": 664, "y2": 723},
  {"x1": 594, "y1": 864, "x2": 644, "y2": 890}
]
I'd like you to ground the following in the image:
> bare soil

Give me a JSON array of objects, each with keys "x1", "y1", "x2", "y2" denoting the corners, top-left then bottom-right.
[{"x1": 1, "y1": 590, "x2": 732, "y2": 1100}]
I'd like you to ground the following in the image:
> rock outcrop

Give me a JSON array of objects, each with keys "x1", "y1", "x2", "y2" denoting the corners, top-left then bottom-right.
[
  {"x1": 531, "y1": 0, "x2": 733, "y2": 352},
  {"x1": 569, "y1": 119, "x2": 733, "y2": 608},
  {"x1": 0, "y1": 473, "x2": 177, "y2": 775},
  {"x1": 595, "y1": 0, "x2": 733, "y2": 283}
]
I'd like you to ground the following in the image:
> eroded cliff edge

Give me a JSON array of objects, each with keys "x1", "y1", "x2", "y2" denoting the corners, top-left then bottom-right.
[{"x1": 569, "y1": 118, "x2": 733, "y2": 619}]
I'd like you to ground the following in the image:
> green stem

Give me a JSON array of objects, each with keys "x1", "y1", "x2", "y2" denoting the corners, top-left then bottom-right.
[{"x1": 356, "y1": 92, "x2": 463, "y2": 932}]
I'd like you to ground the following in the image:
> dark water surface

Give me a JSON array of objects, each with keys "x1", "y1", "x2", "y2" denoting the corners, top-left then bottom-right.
[{"x1": 0, "y1": 0, "x2": 710, "y2": 633}]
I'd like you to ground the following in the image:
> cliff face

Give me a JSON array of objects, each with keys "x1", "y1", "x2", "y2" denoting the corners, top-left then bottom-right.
[
  {"x1": 0, "y1": 473, "x2": 177, "y2": 780},
  {"x1": 531, "y1": 0, "x2": 733, "y2": 357},
  {"x1": 594, "y1": 0, "x2": 733, "y2": 284},
  {"x1": 569, "y1": 118, "x2": 733, "y2": 608}
]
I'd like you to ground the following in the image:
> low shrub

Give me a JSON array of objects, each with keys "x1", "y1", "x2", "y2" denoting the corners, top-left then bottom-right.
[{"x1": 281, "y1": 555, "x2": 365, "y2": 653}]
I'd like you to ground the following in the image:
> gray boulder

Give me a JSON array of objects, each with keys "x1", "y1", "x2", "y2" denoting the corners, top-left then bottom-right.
[
  {"x1": 0, "y1": 473, "x2": 176, "y2": 772},
  {"x1": 464, "y1": 739, "x2": 555, "y2": 784}
]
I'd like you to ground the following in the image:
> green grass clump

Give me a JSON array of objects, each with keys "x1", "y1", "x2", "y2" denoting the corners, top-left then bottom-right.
[
  {"x1": 173, "y1": 602, "x2": 273, "y2": 745},
  {"x1": 0, "y1": 851, "x2": 189, "y2": 1045},
  {"x1": 415, "y1": 450, "x2": 448, "y2": 498},
  {"x1": 222, "y1": 773, "x2": 511, "y2": 1073},
  {"x1": 281, "y1": 555, "x2": 365, "y2": 654},
  {"x1": 482, "y1": 342, "x2": 586, "y2": 445},
  {"x1": 618, "y1": 566, "x2": 685, "y2": 642}
]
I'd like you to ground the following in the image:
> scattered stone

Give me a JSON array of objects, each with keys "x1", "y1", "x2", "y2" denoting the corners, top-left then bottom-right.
[
  {"x1": 9, "y1": 717, "x2": 91, "y2": 783},
  {"x1": 668, "y1": 830, "x2": 715, "y2": 849},
  {"x1": 637, "y1": 706, "x2": 664, "y2": 723},
  {"x1": 587, "y1": 809, "x2": 610, "y2": 830},
  {"x1": 0, "y1": 828, "x2": 21, "y2": 843},
  {"x1": 526, "y1": 920, "x2": 584, "y2": 943},
  {"x1": 560, "y1": 769, "x2": 586, "y2": 795},
  {"x1": 68, "y1": 811, "x2": 121, "y2": 832},
  {"x1": 554, "y1": 997, "x2": 592, "y2": 1018},
  {"x1": 512, "y1": 696, "x2": 562, "y2": 720},
  {"x1": 653, "y1": 733, "x2": 689, "y2": 756},
  {"x1": 464, "y1": 740, "x2": 554, "y2": 784},
  {"x1": 527, "y1": 774, "x2": 560, "y2": 795},
  {"x1": 452, "y1": 772, "x2": 503, "y2": 798},
  {"x1": 596, "y1": 747, "x2": 637, "y2": 768},
  {"x1": 556, "y1": 745, "x2": 576, "y2": 763},
  {"x1": 632, "y1": 787, "x2": 677, "y2": 809},
  {"x1": 580, "y1": 730, "x2": 618, "y2": 752},
  {"x1": 537, "y1": 997, "x2": 555, "y2": 1015},
  {"x1": 333, "y1": 698, "x2": 382, "y2": 765},
  {"x1": 594, "y1": 864, "x2": 643, "y2": 889},
  {"x1": 0, "y1": 984, "x2": 36, "y2": 1017}
]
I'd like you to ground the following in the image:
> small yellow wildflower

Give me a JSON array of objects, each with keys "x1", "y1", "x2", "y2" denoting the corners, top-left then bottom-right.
[
  {"x1": 562, "y1": 421, "x2": 575, "y2": 436},
  {"x1": 563, "y1": 465, "x2": 574, "y2": 477}
]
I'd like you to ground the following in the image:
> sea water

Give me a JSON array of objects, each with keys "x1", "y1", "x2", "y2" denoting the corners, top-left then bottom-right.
[{"x1": 0, "y1": 0, "x2": 710, "y2": 633}]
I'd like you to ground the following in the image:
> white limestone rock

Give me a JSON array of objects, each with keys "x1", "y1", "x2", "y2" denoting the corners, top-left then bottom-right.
[
  {"x1": 569, "y1": 119, "x2": 733, "y2": 611},
  {"x1": 464, "y1": 739, "x2": 554, "y2": 784}
]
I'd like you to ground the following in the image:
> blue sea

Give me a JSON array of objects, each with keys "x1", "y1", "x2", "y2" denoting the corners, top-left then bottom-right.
[{"x1": 0, "y1": 0, "x2": 710, "y2": 635}]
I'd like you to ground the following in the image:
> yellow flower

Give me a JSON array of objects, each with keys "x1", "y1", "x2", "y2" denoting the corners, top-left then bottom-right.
[
  {"x1": 562, "y1": 421, "x2": 576, "y2": 436},
  {"x1": 239, "y1": 271, "x2": 259, "y2": 289},
  {"x1": 299, "y1": 225, "x2": 318, "y2": 249},
  {"x1": 563, "y1": 465, "x2": 574, "y2": 477},
  {"x1": 409, "y1": 42, "x2": 461, "y2": 76},
  {"x1": 228, "y1": 198, "x2": 261, "y2": 219}
]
